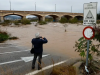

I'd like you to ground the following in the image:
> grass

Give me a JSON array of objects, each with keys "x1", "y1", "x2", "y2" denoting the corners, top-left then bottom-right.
[{"x1": 50, "y1": 65, "x2": 76, "y2": 75}]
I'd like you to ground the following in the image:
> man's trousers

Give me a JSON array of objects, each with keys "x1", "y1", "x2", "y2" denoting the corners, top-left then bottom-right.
[{"x1": 32, "y1": 53, "x2": 42, "y2": 70}]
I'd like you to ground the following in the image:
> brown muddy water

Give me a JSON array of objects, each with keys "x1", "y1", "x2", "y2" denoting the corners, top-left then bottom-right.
[{"x1": 0, "y1": 23, "x2": 87, "y2": 58}]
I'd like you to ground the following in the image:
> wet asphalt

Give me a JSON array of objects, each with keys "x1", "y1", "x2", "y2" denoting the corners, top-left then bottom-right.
[{"x1": 0, "y1": 44, "x2": 69, "y2": 75}]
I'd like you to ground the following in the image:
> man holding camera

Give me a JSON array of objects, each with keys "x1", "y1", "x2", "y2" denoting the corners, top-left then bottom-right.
[{"x1": 31, "y1": 32, "x2": 48, "y2": 70}]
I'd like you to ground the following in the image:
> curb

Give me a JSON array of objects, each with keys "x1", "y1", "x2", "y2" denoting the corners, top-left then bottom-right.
[
  {"x1": 73, "y1": 61, "x2": 83, "y2": 75},
  {"x1": 26, "y1": 58, "x2": 80, "y2": 75}
]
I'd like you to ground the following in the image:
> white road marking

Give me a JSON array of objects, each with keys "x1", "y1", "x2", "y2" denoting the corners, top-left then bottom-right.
[
  {"x1": 21, "y1": 54, "x2": 50, "y2": 62},
  {"x1": 0, "y1": 60, "x2": 22, "y2": 65},
  {"x1": 0, "y1": 54, "x2": 50, "y2": 65},
  {"x1": 0, "y1": 45, "x2": 21, "y2": 48},
  {"x1": 0, "y1": 49, "x2": 30, "y2": 55},
  {"x1": 26, "y1": 59, "x2": 69, "y2": 75}
]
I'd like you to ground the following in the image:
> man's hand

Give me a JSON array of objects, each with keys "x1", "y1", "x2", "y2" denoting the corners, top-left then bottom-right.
[{"x1": 42, "y1": 36, "x2": 44, "y2": 39}]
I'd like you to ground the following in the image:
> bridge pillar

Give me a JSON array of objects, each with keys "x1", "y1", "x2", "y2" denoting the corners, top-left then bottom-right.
[
  {"x1": 57, "y1": 17, "x2": 61, "y2": 21},
  {"x1": 22, "y1": 16, "x2": 26, "y2": 19},
  {"x1": 41, "y1": 16, "x2": 45, "y2": 21},
  {"x1": 0, "y1": 16, "x2": 4, "y2": 22}
]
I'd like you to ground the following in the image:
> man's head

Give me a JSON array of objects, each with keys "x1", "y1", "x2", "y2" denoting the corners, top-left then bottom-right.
[{"x1": 35, "y1": 32, "x2": 40, "y2": 38}]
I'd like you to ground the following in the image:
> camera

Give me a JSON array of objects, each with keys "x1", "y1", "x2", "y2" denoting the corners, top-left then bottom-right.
[{"x1": 39, "y1": 36, "x2": 42, "y2": 38}]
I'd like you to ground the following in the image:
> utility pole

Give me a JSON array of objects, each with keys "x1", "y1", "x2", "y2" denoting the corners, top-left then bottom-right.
[
  {"x1": 9, "y1": 0, "x2": 11, "y2": 10},
  {"x1": 71, "y1": 6, "x2": 72, "y2": 13},
  {"x1": 35, "y1": 2, "x2": 36, "y2": 11},
  {"x1": 55, "y1": 4, "x2": 56, "y2": 12}
]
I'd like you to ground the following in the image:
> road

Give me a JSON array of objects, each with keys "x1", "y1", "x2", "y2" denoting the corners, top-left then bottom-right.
[{"x1": 0, "y1": 44, "x2": 68, "y2": 75}]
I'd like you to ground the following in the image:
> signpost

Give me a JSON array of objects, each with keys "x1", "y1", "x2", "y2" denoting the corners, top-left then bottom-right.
[
  {"x1": 83, "y1": 26, "x2": 95, "y2": 40},
  {"x1": 83, "y1": 26, "x2": 95, "y2": 73},
  {"x1": 83, "y1": 2, "x2": 97, "y2": 73},
  {"x1": 83, "y1": 2, "x2": 97, "y2": 26}
]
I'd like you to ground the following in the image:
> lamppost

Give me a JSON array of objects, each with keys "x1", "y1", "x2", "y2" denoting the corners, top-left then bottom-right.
[
  {"x1": 55, "y1": 4, "x2": 56, "y2": 12},
  {"x1": 9, "y1": 0, "x2": 11, "y2": 10},
  {"x1": 71, "y1": 6, "x2": 72, "y2": 13},
  {"x1": 35, "y1": 2, "x2": 36, "y2": 11}
]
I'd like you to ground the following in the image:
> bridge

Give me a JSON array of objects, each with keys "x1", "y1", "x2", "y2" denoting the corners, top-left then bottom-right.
[{"x1": 0, "y1": 10, "x2": 83, "y2": 22}]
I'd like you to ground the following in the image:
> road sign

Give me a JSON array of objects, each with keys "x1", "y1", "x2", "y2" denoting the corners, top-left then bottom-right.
[
  {"x1": 83, "y1": 2, "x2": 97, "y2": 26},
  {"x1": 83, "y1": 26, "x2": 95, "y2": 40},
  {"x1": 83, "y1": 26, "x2": 95, "y2": 73}
]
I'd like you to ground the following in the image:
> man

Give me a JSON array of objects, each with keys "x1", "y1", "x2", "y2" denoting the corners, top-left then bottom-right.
[{"x1": 31, "y1": 32, "x2": 48, "y2": 70}]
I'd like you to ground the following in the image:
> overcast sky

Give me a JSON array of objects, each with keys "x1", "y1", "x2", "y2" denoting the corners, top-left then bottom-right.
[{"x1": 0, "y1": 0, "x2": 100, "y2": 13}]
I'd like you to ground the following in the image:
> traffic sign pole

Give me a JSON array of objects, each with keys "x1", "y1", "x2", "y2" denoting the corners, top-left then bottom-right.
[
  {"x1": 83, "y1": 2, "x2": 97, "y2": 73},
  {"x1": 83, "y1": 26, "x2": 95, "y2": 73},
  {"x1": 86, "y1": 40, "x2": 89, "y2": 67}
]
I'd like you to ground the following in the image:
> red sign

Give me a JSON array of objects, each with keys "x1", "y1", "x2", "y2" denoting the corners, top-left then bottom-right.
[{"x1": 83, "y1": 26, "x2": 95, "y2": 40}]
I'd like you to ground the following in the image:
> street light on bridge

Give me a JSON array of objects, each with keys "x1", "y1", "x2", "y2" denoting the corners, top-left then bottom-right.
[
  {"x1": 71, "y1": 6, "x2": 72, "y2": 13},
  {"x1": 55, "y1": 4, "x2": 56, "y2": 12},
  {"x1": 9, "y1": 0, "x2": 11, "y2": 10},
  {"x1": 35, "y1": 2, "x2": 36, "y2": 11}
]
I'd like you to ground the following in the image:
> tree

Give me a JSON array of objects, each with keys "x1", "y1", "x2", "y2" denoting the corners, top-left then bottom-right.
[
  {"x1": 97, "y1": 13, "x2": 100, "y2": 20},
  {"x1": 74, "y1": 26, "x2": 100, "y2": 62},
  {"x1": 59, "y1": 17, "x2": 68, "y2": 23}
]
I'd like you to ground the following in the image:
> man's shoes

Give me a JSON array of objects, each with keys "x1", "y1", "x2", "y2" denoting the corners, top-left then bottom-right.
[{"x1": 32, "y1": 66, "x2": 35, "y2": 69}]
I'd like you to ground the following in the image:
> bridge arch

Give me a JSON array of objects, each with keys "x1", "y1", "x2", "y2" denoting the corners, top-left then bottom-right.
[
  {"x1": 3, "y1": 13, "x2": 23, "y2": 18},
  {"x1": 26, "y1": 14, "x2": 44, "y2": 21},
  {"x1": 2, "y1": 13, "x2": 24, "y2": 21},
  {"x1": 46, "y1": 14, "x2": 59, "y2": 22},
  {"x1": 74, "y1": 15, "x2": 83, "y2": 21},
  {"x1": 63, "y1": 15, "x2": 73, "y2": 20}
]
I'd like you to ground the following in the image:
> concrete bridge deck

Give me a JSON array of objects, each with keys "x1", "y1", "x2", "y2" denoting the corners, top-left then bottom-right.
[{"x1": 0, "y1": 10, "x2": 83, "y2": 22}]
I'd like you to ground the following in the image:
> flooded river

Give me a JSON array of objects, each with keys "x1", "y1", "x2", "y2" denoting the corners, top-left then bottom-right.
[{"x1": 1, "y1": 23, "x2": 86, "y2": 58}]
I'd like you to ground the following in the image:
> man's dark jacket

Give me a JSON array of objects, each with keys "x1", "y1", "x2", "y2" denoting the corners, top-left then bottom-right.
[{"x1": 31, "y1": 37, "x2": 48, "y2": 54}]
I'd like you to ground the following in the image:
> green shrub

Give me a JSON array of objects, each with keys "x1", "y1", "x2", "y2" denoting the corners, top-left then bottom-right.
[
  {"x1": 0, "y1": 31, "x2": 9, "y2": 42},
  {"x1": 0, "y1": 23, "x2": 8, "y2": 26},
  {"x1": 0, "y1": 20, "x2": 11, "y2": 26},
  {"x1": 21, "y1": 18, "x2": 31, "y2": 25},
  {"x1": 59, "y1": 17, "x2": 68, "y2": 23},
  {"x1": 69, "y1": 18, "x2": 78, "y2": 23},
  {"x1": 30, "y1": 19, "x2": 38, "y2": 22},
  {"x1": 17, "y1": 20, "x2": 21, "y2": 23},
  {"x1": 79, "y1": 21, "x2": 83, "y2": 23},
  {"x1": 45, "y1": 18, "x2": 53, "y2": 22},
  {"x1": 97, "y1": 20, "x2": 100, "y2": 24},
  {"x1": 4, "y1": 20, "x2": 11, "y2": 24},
  {"x1": 38, "y1": 21, "x2": 47, "y2": 25},
  {"x1": 13, "y1": 20, "x2": 19, "y2": 25},
  {"x1": 9, "y1": 36, "x2": 19, "y2": 40}
]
